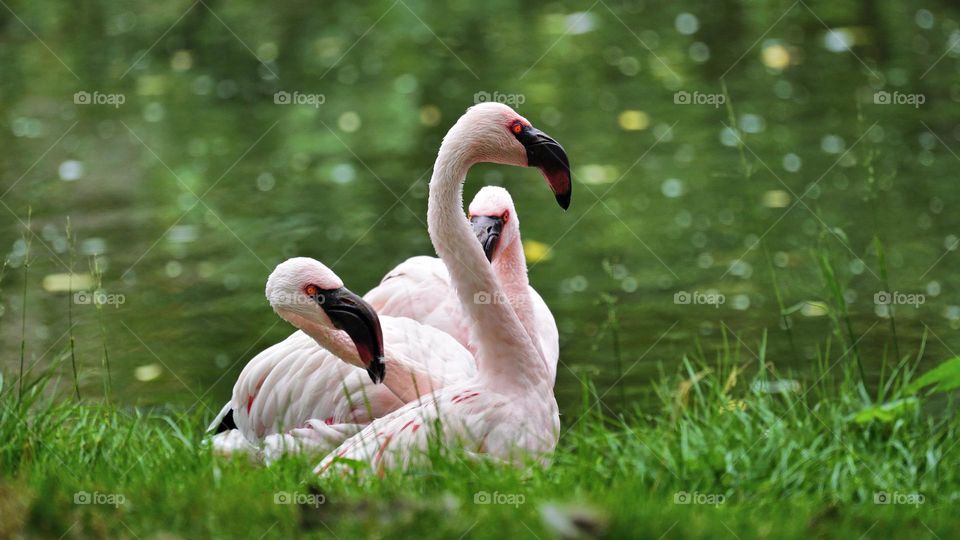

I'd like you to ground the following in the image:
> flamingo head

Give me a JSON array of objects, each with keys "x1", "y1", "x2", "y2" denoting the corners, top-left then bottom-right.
[
  {"x1": 447, "y1": 102, "x2": 571, "y2": 210},
  {"x1": 468, "y1": 186, "x2": 520, "y2": 262},
  {"x1": 265, "y1": 257, "x2": 386, "y2": 383}
]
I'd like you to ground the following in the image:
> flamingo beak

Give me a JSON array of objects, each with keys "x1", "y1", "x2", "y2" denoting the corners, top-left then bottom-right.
[
  {"x1": 470, "y1": 215, "x2": 504, "y2": 262},
  {"x1": 314, "y1": 287, "x2": 386, "y2": 383},
  {"x1": 517, "y1": 126, "x2": 572, "y2": 210}
]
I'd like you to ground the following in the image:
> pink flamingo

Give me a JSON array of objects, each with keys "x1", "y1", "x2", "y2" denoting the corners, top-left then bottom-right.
[
  {"x1": 316, "y1": 102, "x2": 570, "y2": 474},
  {"x1": 209, "y1": 258, "x2": 474, "y2": 458},
  {"x1": 365, "y1": 185, "x2": 558, "y2": 375}
]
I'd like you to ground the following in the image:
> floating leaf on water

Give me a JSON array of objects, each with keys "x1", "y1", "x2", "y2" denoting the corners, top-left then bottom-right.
[
  {"x1": 578, "y1": 164, "x2": 617, "y2": 185},
  {"x1": 761, "y1": 42, "x2": 791, "y2": 70},
  {"x1": 800, "y1": 301, "x2": 830, "y2": 317},
  {"x1": 42, "y1": 273, "x2": 95, "y2": 292},
  {"x1": 170, "y1": 50, "x2": 193, "y2": 71},
  {"x1": 523, "y1": 240, "x2": 552, "y2": 263},
  {"x1": 134, "y1": 364, "x2": 163, "y2": 382},
  {"x1": 136, "y1": 74, "x2": 168, "y2": 96},
  {"x1": 762, "y1": 190, "x2": 791, "y2": 208},
  {"x1": 617, "y1": 110, "x2": 649, "y2": 131}
]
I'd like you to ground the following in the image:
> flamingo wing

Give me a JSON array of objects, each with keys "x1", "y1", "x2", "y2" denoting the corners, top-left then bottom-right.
[
  {"x1": 528, "y1": 286, "x2": 559, "y2": 380},
  {"x1": 364, "y1": 256, "x2": 472, "y2": 349},
  {"x1": 210, "y1": 331, "x2": 404, "y2": 452},
  {"x1": 314, "y1": 382, "x2": 557, "y2": 475}
]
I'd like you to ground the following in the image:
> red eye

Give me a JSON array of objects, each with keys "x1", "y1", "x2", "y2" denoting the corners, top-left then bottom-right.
[
  {"x1": 501, "y1": 210, "x2": 510, "y2": 222},
  {"x1": 305, "y1": 284, "x2": 319, "y2": 296},
  {"x1": 511, "y1": 121, "x2": 523, "y2": 135}
]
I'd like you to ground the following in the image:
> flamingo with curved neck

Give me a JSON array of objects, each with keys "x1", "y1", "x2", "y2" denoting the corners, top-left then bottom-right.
[
  {"x1": 467, "y1": 185, "x2": 558, "y2": 382},
  {"x1": 365, "y1": 185, "x2": 558, "y2": 378},
  {"x1": 316, "y1": 103, "x2": 571, "y2": 472},
  {"x1": 208, "y1": 258, "x2": 475, "y2": 456}
]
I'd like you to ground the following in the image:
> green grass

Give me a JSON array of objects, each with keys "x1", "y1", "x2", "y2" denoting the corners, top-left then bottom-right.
[
  {"x1": 4, "y1": 203, "x2": 958, "y2": 538},
  {"x1": 3, "y1": 333, "x2": 960, "y2": 539}
]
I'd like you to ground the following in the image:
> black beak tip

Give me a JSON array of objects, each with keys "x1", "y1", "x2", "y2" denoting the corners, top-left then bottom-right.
[
  {"x1": 367, "y1": 357, "x2": 386, "y2": 384},
  {"x1": 556, "y1": 190, "x2": 571, "y2": 210}
]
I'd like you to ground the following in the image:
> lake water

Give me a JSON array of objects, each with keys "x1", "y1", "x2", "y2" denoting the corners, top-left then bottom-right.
[{"x1": 2, "y1": 2, "x2": 959, "y2": 417}]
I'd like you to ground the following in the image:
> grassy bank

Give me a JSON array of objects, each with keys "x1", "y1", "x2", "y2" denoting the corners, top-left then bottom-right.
[{"x1": 2, "y1": 333, "x2": 959, "y2": 539}]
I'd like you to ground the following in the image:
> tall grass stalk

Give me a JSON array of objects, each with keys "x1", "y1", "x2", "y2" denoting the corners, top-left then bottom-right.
[
  {"x1": 721, "y1": 80, "x2": 753, "y2": 180},
  {"x1": 66, "y1": 218, "x2": 81, "y2": 401},
  {"x1": 17, "y1": 209, "x2": 33, "y2": 404},
  {"x1": 764, "y1": 244, "x2": 799, "y2": 364},
  {"x1": 814, "y1": 237, "x2": 868, "y2": 393}
]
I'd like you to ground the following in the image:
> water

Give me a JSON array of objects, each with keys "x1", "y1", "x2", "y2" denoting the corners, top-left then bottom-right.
[{"x1": 2, "y1": 1, "x2": 959, "y2": 415}]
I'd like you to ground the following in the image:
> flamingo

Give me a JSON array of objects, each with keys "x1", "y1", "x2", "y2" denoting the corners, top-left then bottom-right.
[
  {"x1": 208, "y1": 187, "x2": 559, "y2": 457},
  {"x1": 208, "y1": 258, "x2": 475, "y2": 458},
  {"x1": 315, "y1": 102, "x2": 571, "y2": 474},
  {"x1": 365, "y1": 185, "x2": 558, "y2": 376}
]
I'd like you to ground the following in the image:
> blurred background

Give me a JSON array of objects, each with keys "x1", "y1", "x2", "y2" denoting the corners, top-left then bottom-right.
[{"x1": 1, "y1": 0, "x2": 959, "y2": 417}]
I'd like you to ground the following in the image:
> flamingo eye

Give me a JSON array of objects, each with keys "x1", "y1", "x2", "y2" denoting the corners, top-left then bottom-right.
[
  {"x1": 304, "y1": 284, "x2": 319, "y2": 297},
  {"x1": 511, "y1": 121, "x2": 523, "y2": 135},
  {"x1": 501, "y1": 210, "x2": 510, "y2": 222}
]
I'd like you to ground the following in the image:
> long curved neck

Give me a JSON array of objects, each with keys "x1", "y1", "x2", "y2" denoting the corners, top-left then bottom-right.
[
  {"x1": 427, "y1": 138, "x2": 547, "y2": 392},
  {"x1": 290, "y1": 317, "x2": 440, "y2": 403},
  {"x1": 494, "y1": 236, "x2": 548, "y2": 370},
  {"x1": 294, "y1": 318, "x2": 361, "y2": 366}
]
